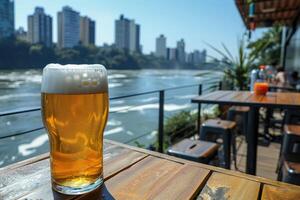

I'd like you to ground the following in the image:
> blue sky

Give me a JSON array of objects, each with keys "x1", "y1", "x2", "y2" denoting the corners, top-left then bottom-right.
[{"x1": 15, "y1": 0, "x2": 264, "y2": 57}]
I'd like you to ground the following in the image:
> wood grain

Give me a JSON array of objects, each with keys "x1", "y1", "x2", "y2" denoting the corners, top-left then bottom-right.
[
  {"x1": 105, "y1": 156, "x2": 182, "y2": 200},
  {"x1": 194, "y1": 91, "x2": 231, "y2": 102},
  {"x1": 260, "y1": 93, "x2": 276, "y2": 104},
  {"x1": 1, "y1": 139, "x2": 300, "y2": 200},
  {"x1": 276, "y1": 92, "x2": 295, "y2": 105},
  {"x1": 106, "y1": 139, "x2": 300, "y2": 190},
  {"x1": 261, "y1": 184, "x2": 300, "y2": 200},
  {"x1": 197, "y1": 172, "x2": 261, "y2": 200},
  {"x1": 0, "y1": 142, "x2": 147, "y2": 200},
  {"x1": 192, "y1": 91, "x2": 300, "y2": 108},
  {"x1": 149, "y1": 164, "x2": 210, "y2": 200}
]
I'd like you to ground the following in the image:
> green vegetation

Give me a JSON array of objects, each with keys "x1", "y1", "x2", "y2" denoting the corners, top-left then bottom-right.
[
  {"x1": 207, "y1": 38, "x2": 256, "y2": 90},
  {"x1": 0, "y1": 36, "x2": 202, "y2": 69},
  {"x1": 247, "y1": 26, "x2": 282, "y2": 66},
  {"x1": 149, "y1": 107, "x2": 220, "y2": 151}
]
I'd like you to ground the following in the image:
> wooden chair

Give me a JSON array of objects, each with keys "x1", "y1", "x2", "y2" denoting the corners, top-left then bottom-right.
[
  {"x1": 199, "y1": 119, "x2": 237, "y2": 169},
  {"x1": 167, "y1": 139, "x2": 219, "y2": 164}
]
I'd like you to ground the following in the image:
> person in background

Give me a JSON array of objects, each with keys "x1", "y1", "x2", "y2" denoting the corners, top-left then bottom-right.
[
  {"x1": 288, "y1": 71, "x2": 300, "y2": 89},
  {"x1": 275, "y1": 66, "x2": 286, "y2": 84}
]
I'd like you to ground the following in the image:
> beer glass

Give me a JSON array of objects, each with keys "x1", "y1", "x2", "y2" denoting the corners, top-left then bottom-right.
[{"x1": 41, "y1": 64, "x2": 109, "y2": 194}]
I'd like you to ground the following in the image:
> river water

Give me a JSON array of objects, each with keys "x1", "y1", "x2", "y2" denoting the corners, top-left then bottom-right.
[{"x1": 0, "y1": 69, "x2": 222, "y2": 167}]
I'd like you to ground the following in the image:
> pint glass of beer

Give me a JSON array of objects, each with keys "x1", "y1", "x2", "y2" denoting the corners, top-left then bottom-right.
[{"x1": 41, "y1": 64, "x2": 109, "y2": 194}]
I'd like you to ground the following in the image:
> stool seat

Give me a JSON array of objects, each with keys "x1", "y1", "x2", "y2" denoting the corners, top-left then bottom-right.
[
  {"x1": 284, "y1": 125, "x2": 300, "y2": 136},
  {"x1": 230, "y1": 106, "x2": 250, "y2": 113},
  {"x1": 202, "y1": 119, "x2": 236, "y2": 130},
  {"x1": 167, "y1": 139, "x2": 219, "y2": 163},
  {"x1": 282, "y1": 161, "x2": 300, "y2": 185}
]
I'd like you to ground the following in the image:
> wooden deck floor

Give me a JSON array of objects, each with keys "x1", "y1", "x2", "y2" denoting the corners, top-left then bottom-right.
[{"x1": 232, "y1": 136, "x2": 281, "y2": 180}]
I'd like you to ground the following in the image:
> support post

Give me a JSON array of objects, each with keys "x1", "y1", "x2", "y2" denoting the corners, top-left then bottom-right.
[
  {"x1": 197, "y1": 84, "x2": 202, "y2": 134},
  {"x1": 246, "y1": 107, "x2": 259, "y2": 175},
  {"x1": 158, "y1": 90, "x2": 164, "y2": 153}
]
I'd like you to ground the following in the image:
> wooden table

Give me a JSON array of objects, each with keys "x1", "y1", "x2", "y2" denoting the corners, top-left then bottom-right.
[
  {"x1": 1, "y1": 139, "x2": 300, "y2": 200},
  {"x1": 191, "y1": 90, "x2": 300, "y2": 175}
]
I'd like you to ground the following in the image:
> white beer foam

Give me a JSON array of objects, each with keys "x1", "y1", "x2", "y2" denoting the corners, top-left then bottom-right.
[{"x1": 41, "y1": 64, "x2": 108, "y2": 94}]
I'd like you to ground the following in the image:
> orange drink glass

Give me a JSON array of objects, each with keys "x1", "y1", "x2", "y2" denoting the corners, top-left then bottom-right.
[{"x1": 254, "y1": 82, "x2": 269, "y2": 95}]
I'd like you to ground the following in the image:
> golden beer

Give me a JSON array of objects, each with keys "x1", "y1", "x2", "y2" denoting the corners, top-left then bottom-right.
[{"x1": 41, "y1": 64, "x2": 109, "y2": 194}]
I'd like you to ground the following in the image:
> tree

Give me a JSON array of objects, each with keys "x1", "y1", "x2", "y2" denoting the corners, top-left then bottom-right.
[{"x1": 247, "y1": 26, "x2": 282, "y2": 65}]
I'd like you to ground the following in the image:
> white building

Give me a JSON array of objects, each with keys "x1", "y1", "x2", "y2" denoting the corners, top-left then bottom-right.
[
  {"x1": 168, "y1": 48, "x2": 177, "y2": 61},
  {"x1": 80, "y1": 16, "x2": 95, "y2": 46},
  {"x1": 155, "y1": 34, "x2": 167, "y2": 58},
  {"x1": 115, "y1": 15, "x2": 140, "y2": 53},
  {"x1": 27, "y1": 7, "x2": 52, "y2": 47},
  {"x1": 57, "y1": 6, "x2": 80, "y2": 48}
]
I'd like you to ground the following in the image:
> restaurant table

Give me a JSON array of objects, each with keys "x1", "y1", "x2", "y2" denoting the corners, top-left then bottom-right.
[
  {"x1": 1, "y1": 139, "x2": 300, "y2": 200},
  {"x1": 191, "y1": 90, "x2": 300, "y2": 175}
]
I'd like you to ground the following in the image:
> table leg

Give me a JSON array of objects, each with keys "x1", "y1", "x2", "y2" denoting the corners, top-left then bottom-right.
[{"x1": 246, "y1": 107, "x2": 259, "y2": 175}]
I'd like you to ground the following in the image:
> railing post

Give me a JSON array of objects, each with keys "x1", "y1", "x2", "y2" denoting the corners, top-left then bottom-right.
[
  {"x1": 197, "y1": 84, "x2": 202, "y2": 134},
  {"x1": 158, "y1": 90, "x2": 164, "y2": 153},
  {"x1": 219, "y1": 81, "x2": 223, "y2": 90}
]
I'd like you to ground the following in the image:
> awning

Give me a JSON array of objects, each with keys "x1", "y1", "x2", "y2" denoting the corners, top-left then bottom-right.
[{"x1": 235, "y1": 0, "x2": 300, "y2": 29}]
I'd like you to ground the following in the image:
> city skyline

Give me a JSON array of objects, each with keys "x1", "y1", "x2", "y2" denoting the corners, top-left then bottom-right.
[{"x1": 15, "y1": 0, "x2": 266, "y2": 57}]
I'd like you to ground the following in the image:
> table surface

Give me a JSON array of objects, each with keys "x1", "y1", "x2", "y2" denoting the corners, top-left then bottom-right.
[
  {"x1": 191, "y1": 90, "x2": 300, "y2": 108},
  {"x1": 1, "y1": 140, "x2": 300, "y2": 200}
]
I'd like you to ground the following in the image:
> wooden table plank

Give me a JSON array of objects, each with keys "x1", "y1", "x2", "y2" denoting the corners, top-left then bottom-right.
[
  {"x1": 276, "y1": 92, "x2": 295, "y2": 105},
  {"x1": 260, "y1": 93, "x2": 277, "y2": 104},
  {"x1": 1, "y1": 139, "x2": 300, "y2": 200},
  {"x1": 291, "y1": 93, "x2": 300, "y2": 105},
  {"x1": 105, "y1": 156, "x2": 182, "y2": 200},
  {"x1": 193, "y1": 91, "x2": 232, "y2": 102},
  {"x1": 261, "y1": 184, "x2": 300, "y2": 200},
  {"x1": 148, "y1": 164, "x2": 210, "y2": 200},
  {"x1": 0, "y1": 142, "x2": 147, "y2": 200},
  {"x1": 106, "y1": 139, "x2": 300, "y2": 190},
  {"x1": 229, "y1": 91, "x2": 252, "y2": 103},
  {"x1": 198, "y1": 172, "x2": 261, "y2": 200},
  {"x1": 104, "y1": 156, "x2": 211, "y2": 200}
]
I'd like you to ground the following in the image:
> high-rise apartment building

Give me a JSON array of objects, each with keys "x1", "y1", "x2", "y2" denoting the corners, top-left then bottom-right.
[
  {"x1": 0, "y1": 0, "x2": 14, "y2": 38},
  {"x1": 15, "y1": 27, "x2": 27, "y2": 41},
  {"x1": 155, "y1": 34, "x2": 167, "y2": 58},
  {"x1": 115, "y1": 15, "x2": 140, "y2": 53},
  {"x1": 80, "y1": 16, "x2": 95, "y2": 46},
  {"x1": 57, "y1": 6, "x2": 80, "y2": 48},
  {"x1": 176, "y1": 39, "x2": 186, "y2": 63},
  {"x1": 167, "y1": 48, "x2": 177, "y2": 61},
  {"x1": 27, "y1": 7, "x2": 52, "y2": 47},
  {"x1": 187, "y1": 49, "x2": 207, "y2": 65}
]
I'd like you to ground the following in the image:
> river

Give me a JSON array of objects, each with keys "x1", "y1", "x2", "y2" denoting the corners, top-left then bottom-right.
[{"x1": 0, "y1": 69, "x2": 222, "y2": 167}]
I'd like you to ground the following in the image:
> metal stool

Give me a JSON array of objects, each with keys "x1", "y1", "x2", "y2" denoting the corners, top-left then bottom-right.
[
  {"x1": 167, "y1": 139, "x2": 219, "y2": 163},
  {"x1": 227, "y1": 106, "x2": 249, "y2": 140},
  {"x1": 283, "y1": 125, "x2": 300, "y2": 162},
  {"x1": 282, "y1": 161, "x2": 300, "y2": 186},
  {"x1": 200, "y1": 119, "x2": 236, "y2": 169},
  {"x1": 278, "y1": 125, "x2": 300, "y2": 181}
]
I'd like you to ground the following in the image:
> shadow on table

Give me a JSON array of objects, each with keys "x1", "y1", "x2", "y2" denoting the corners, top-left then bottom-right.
[{"x1": 52, "y1": 184, "x2": 115, "y2": 200}]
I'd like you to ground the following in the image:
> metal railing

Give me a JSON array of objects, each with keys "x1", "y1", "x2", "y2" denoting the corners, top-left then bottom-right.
[{"x1": 0, "y1": 81, "x2": 221, "y2": 153}]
